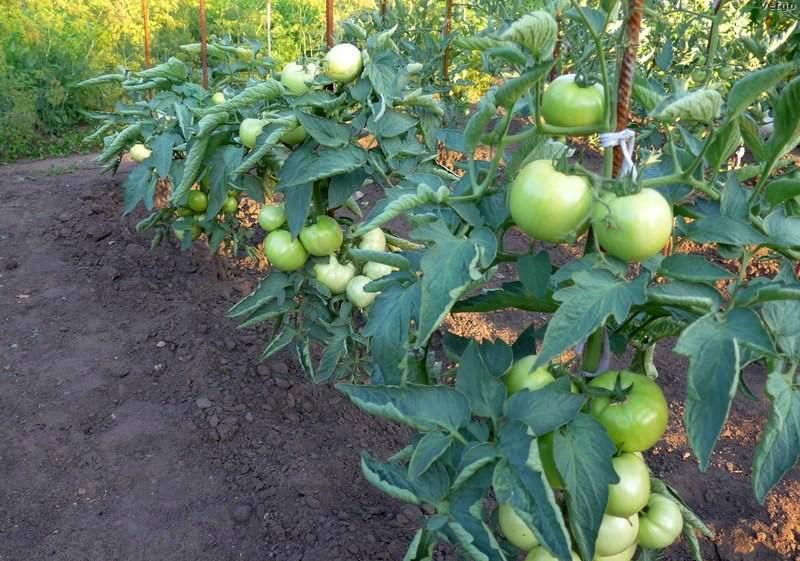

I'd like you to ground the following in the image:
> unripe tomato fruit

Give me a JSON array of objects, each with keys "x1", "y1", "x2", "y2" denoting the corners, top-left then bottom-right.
[
  {"x1": 222, "y1": 196, "x2": 238, "y2": 215},
  {"x1": 637, "y1": 494, "x2": 683, "y2": 550},
  {"x1": 240, "y1": 118, "x2": 267, "y2": 149},
  {"x1": 509, "y1": 160, "x2": 593, "y2": 243},
  {"x1": 498, "y1": 503, "x2": 539, "y2": 551},
  {"x1": 187, "y1": 191, "x2": 208, "y2": 213},
  {"x1": 359, "y1": 228, "x2": 387, "y2": 252},
  {"x1": 407, "y1": 62, "x2": 424, "y2": 74},
  {"x1": 281, "y1": 125, "x2": 308, "y2": 146},
  {"x1": 281, "y1": 62, "x2": 317, "y2": 95},
  {"x1": 324, "y1": 43, "x2": 363, "y2": 83},
  {"x1": 314, "y1": 255, "x2": 357, "y2": 294},
  {"x1": 258, "y1": 203, "x2": 286, "y2": 231},
  {"x1": 596, "y1": 513, "x2": 639, "y2": 557},
  {"x1": 524, "y1": 547, "x2": 581, "y2": 561},
  {"x1": 346, "y1": 275, "x2": 377, "y2": 308},
  {"x1": 130, "y1": 143, "x2": 152, "y2": 162},
  {"x1": 591, "y1": 189, "x2": 673, "y2": 263},
  {"x1": 175, "y1": 207, "x2": 194, "y2": 217},
  {"x1": 718, "y1": 66, "x2": 734, "y2": 80},
  {"x1": 594, "y1": 543, "x2": 637, "y2": 561},
  {"x1": 504, "y1": 355, "x2": 555, "y2": 395},
  {"x1": 211, "y1": 92, "x2": 226, "y2": 104},
  {"x1": 589, "y1": 371, "x2": 669, "y2": 452},
  {"x1": 364, "y1": 261, "x2": 395, "y2": 280},
  {"x1": 299, "y1": 216, "x2": 343, "y2": 256},
  {"x1": 541, "y1": 74, "x2": 605, "y2": 128},
  {"x1": 607, "y1": 453, "x2": 651, "y2": 517},
  {"x1": 174, "y1": 223, "x2": 202, "y2": 241},
  {"x1": 691, "y1": 69, "x2": 707, "y2": 83},
  {"x1": 263, "y1": 230, "x2": 309, "y2": 272}
]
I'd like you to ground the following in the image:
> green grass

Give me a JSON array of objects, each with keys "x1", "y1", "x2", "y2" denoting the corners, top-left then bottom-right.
[{"x1": 0, "y1": 126, "x2": 101, "y2": 165}]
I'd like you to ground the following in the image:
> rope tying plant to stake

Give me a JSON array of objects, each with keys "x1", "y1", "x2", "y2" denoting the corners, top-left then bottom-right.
[{"x1": 600, "y1": 130, "x2": 638, "y2": 179}]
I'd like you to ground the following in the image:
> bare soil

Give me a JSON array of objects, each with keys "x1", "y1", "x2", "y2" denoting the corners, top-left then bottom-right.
[{"x1": 0, "y1": 155, "x2": 797, "y2": 561}]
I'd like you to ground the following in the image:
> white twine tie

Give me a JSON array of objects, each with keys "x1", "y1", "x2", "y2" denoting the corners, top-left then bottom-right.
[{"x1": 599, "y1": 129, "x2": 637, "y2": 179}]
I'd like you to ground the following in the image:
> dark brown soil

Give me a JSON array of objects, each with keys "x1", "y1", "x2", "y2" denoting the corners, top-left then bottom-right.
[{"x1": 1, "y1": 155, "x2": 798, "y2": 561}]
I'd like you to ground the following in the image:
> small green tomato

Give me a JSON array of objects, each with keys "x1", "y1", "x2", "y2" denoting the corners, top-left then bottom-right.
[{"x1": 346, "y1": 275, "x2": 377, "y2": 308}]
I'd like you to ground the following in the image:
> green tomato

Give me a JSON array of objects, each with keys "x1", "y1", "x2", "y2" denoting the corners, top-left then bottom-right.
[
  {"x1": 240, "y1": 118, "x2": 267, "y2": 149},
  {"x1": 222, "y1": 196, "x2": 238, "y2": 215},
  {"x1": 537, "y1": 432, "x2": 563, "y2": 489},
  {"x1": 595, "y1": 543, "x2": 637, "y2": 561},
  {"x1": 346, "y1": 275, "x2": 378, "y2": 308},
  {"x1": 718, "y1": 66, "x2": 734, "y2": 80},
  {"x1": 541, "y1": 74, "x2": 605, "y2": 128},
  {"x1": 691, "y1": 69, "x2": 707, "y2": 83},
  {"x1": 263, "y1": 230, "x2": 309, "y2": 272},
  {"x1": 174, "y1": 223, "x2": 202, "y2": 241},
  {"x1": 187, "y1": 191, "x2": 208, "y2": 213},
  {"x1": 281, "y1": 125, "x2": 308, "y2": 146},
  {"x1": 407, "y1": 62, "x2": 424, "y2": 74},
  {"x1": 130, "y1": 143, "x2": 152, "y2": 162},
  {"x1": 509, "y1": 160, "x2": 593, "y2": 243},
  {"x1": 607, "y1": 453, "x2": 651, "y2": 517},
  {"x1": 637, "y1": 494, "x2": 683, "y2": 550},
  {"x1": 596, "y1": 513, "x2": 639, "y2": 557},
  {"x1": 364, "y1": 261, "x2": 395, "y2": 280},
  {"x1": 299, "y1": 215, "x2": 343, "y2": 256},
  {"x1": 175, "y1": 207, "x2": 194, "y2": 217},
  {"x1": 235, "y1": 47, "x2": 253, "y2": 61},
  {"x1": 504, "y1": 355, "x2": 555, "y2": 395},
  {"x1": 211, "y1": 92, "x2": 226, "y2": 104},
  {"x1": 498, "y1": 503, "x2": 539, "y2": 551},
  {"x1": 258, "y1": 203, "x2": 286, "y2": 231},
  {"x1": 591, "y1": 189, "x2": 673, "y2": 263},
  {"x1": 314, "y1": 255, "x2": 356, "y2": 294},
  {"x1": 359, "y1": 228, "x2": 387, "y2": 252},
  {"x1": 589, "y1": 371, "x2": 669, "y2": 452},
  {"x1": 281, "y1": 61, "x2": 317, "y2": 95},
  {"x1": 323, "y1": 43, "x2": 363, "y2": 83},
  {"x1": 524, "y1": 547, "x2": 581, "y2": 561}
]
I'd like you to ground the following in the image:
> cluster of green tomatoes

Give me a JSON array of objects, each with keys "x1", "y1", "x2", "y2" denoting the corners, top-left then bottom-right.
[
  {"x1": 258, "y1": 203, "x2": 393, "y2": 309},
  {"x1": 499, "y1": 359, "x2": 683, "y2": 561}
]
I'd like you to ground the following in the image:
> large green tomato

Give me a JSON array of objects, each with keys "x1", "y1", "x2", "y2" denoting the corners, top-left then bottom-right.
[
  {"x1": 346, "y1": 275, "x2": 377, "y2": 308},
  {"x1": 281, "y1": 62, "x2": 317, "y2": 95},
  {"x1": 359, "y1": 228, "x2": 386, "y2": 252},
  {"x1": 497, "y1": 503, "x2": 539, "y2": 551},
  {"x1": 323, "y1": 43, "x2": 363, "y2": 83},
  {"x1": 240, "y1": 118, "x2": 267, "y2": 149},
  {"x1": 211, "y1": 92, "x2": 226, "y2": 105},
  {"x1": 607, "y1": 453, "x2": 651, "y2": 517},
  {"x1": 589, "y1": 371, "x2": 669, "y2": 452},
  {"x1": 281, "y1": 125, "x2": 308, "y2": 146},
  {"x1": 263, "y1": 230, "x2": 308, "y2": 272},
  {"x1": 258, "y1": 203, "x2": 286, "y2": 231},
  {"x1": 637, "y1": 494, "x2": 683, "y2": 550},
  {"x1": 508, "y1": 160, "x2": 593, "y2": 243},
  {"x1": 591, "y1": 189, "x2": 673, "y2": 263},
  {"x1": 541, "y1": 74, "x2": 605, "y2": 128},
  {"x1": 187, "y1": 191, "x2": 208, "y2": 213},
  {"x1": 596, "y1": 513, "x2": 639, "y2": 557},
  {"x1": 524, "y1": 547, "x2": 581, "y2": 561},
  {"x1": 130, "y1": 143, "x2": 152, "y2": 162},
  {"x1": 537, "y1": 432, "x2": 562, "y2": 489},
  {"x1": 504, "y1": 355, "x2": 555, "y2": 395},
  {"x1": 314, "y1": 255, "x2": 356, "y2": 294},
  {"x1": 299, "y1": 216, "x2": 343, "y2": 256},
  {"x1": 222, "y1": 196, "x2": 238, "y2": 215},
  {"x1": 595, "y1": 543, "x2": 637, "y2": 561}
]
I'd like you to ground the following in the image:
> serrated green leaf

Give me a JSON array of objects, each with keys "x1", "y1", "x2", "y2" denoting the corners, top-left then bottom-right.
[
  {"x1": 766, "y1": 76, "x2": 800, "y2": 162},
  {"x1": 658, "y1": 254, "x2": 732, "y2": 284},
  {"x1": 765, "y1": 177, "x2": 800, "y2": 207},
  {"x1": 646, "y1": 280, "x2": 722, "y2": 312},
  {"x1": 122, "y1": 164, "x2": 157, "y2": 214},
  {"x1": 503, "y1": 379, "x2": 587, "y2": 435},
  {"x1": 409, "y1": 432, "x2": 453, "y2": 480},
  {"x1": 455, "y1": 341, "x2": 507, "y2": 422},
  {"x1": 727, "y1": 62, "x2": 797, "y2": 119},
  {"x1": 762, "y1": 300, "x2": 800, "y2": 357},
  {"x1": 518, "y1": 252, "x2": 552, "y2": 299},
  {"x1": 685, "y1": 216, "x2": 769, "y2": 245},
  {"x1": 361, "y1": 453, "x2": 421, "y2": 504},
  {"x1": 454, "y1": 443, "x2": 497, "y2": 490}
]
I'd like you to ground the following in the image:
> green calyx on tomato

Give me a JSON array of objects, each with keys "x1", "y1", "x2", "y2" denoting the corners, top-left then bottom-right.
[
  {"x1": 498, "y1": 503, "x2": 539, "y2": 551},
  {"x1": 281, "y1": 125, "x2": 308, "y2": 146},
  {"x1": 594, "y1": 543, "x2": 637, "y2": 561},
  {"x1": 130, "y1": 143, "x2": 152, "y2": 162},
  {"x1": 524, "y1": 547, "x2": 581, "y2": 561},
  {"x1": 596, "y1": 513, "x2": 639, "y2": 557},
  {"x1": 314, "y1": 255, "x2": 356, "y2": 294},
  {"x1": 263, "y1": 230, "x2": 309, "y2": 272},
  {"x1": 591, "y1": 189, "x2": 673, "y2": 263},
  {"x1": 607, "y1": 452, "x2": 651, "y2": 517},
  {"x1": 637, "y1": 494, "x2": 683, "y2": 550},
  {"x1": 281, "y1": 61, "x2": 317, "y2": 95},
  {"x1": 323, "y1": 43, "x2": 363, "y2": 83},
  {"x1": 509, "y1": 160, "x2": 593, "y2": 243},
  {"x1": 258, "y1": 203, "x2": 286, "y2": 231},
  {"x1": 346, "y1": 275, "x2": 378, "y2": 308},
  {"x1": 589, "y1": 371, "x2": 669, "y2": 452},
  {"x1": 240, "y1": 118, "x2": 267, "y2": 149},
  {"x1": 541, "y1": 74, "x2": 605, "y2": 129},
  {"x1": 299, "y1": 215, "x2": 343, "y2": 256},
  {"x1": 359, "y1": 228, "x2": 387, "y2": 252},
  {"x1": 363, "y1": 261, "x2": 395, "y2": 280},
  {"x1": 504, "y1": 355, "x2": 555, "y2": 395},
  {"x1": 187, "y1": 191, "x2": 208, "y2": 213}
]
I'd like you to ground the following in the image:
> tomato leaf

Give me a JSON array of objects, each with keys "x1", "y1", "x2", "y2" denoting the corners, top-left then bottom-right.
[
  {"x1": 455, "y1": 341, "x2": 508, "y2": 422},
  {"x1": 753, "y1": 371, "x2": 800, "y2": 503},
  {"x1": 534, "y1": 270, "x2": 648, "y2": 367},
  {"x1": 360, "y1": 453, "x2": 421, "y2": 505},
  {"x1": 706, "y1": 119, "x2": 741, "y2": 172},
  {"x1": 766, "y1": 76, "x2": 800, "y2": 163},
  {"x1": 727, "y1": 62, "x2": 797, "y2": 119},
  {"x1": 738, "y1": 113, "x2": 767, "y2": 161},
  {"x1": 453, "y1": 281, "x2": 558, "y2": 313},
  {"x1": 504, "y1": 379, "x2": 587, "y2": 435},
  {"x1": 765, "y1": 177, "x2": 800, "y2": 207},
  {"x1": 204, "y1": 144, "x2": 244, "y2": 219},
  {"x1": 282, "y1": 182, "x2": 313, "y2": 238},
  {"x1": 453, "y1": 443, "x2": 497, "y2": 490},
  {"x1": 720, "y1": 174, "x2": 749, "y2": 219},
  {"x1": 762, "y1": 300, "x2": 800, "y2": 358},
  {"x1": 402, "y1": 529, "x2": 436, "y2": 561},
  {"x1": 368, "y1": 108, "x2": 419, "y2": 138},
  {"x1": 122, "y1": 164, "x2": 157, "y2": 215},
  {"x1": 295, "y1": 110, "x2": 351, "y2": 147},
  {"x1": 675, "y1": 308, "x2": 774, "y2": 470},
  {"x1": 764, "y1": 207, "x2": 800, "y2": 248},
  {"x1": 518, "y1": 251, "x2": 552, "y2": 299},
  {"x1": 150, "y1": 132, "x2": 179, "y2": 178},
  {"x1": 553, "y1": 414, "x2": 618, "y2": 561},
  {"x1": 684, "y1": 216, "x2": 769, "y2": 246},
  {"x1": 447, "y1": 466, "x2": 508, "y2": 561},
  {"x1": 658, "y1": 254, "x2": 733, "y2": 285},
  {"x1": 646, "y1": 280, "x2": 723, "y2": 312},
  {"x1": 329, "y1": 168, "x2": 368, "y2": 209},
  {"x1": 409, "y1": 432, "x2": 453, "y2": 480}
]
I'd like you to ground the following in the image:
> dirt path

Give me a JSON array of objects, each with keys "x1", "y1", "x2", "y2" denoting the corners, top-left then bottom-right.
[{"x1": 0, "y1": 155, "x2": 798, "y2": 561}]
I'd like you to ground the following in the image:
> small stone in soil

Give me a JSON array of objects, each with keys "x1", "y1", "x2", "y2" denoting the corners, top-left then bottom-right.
[
  {"x1": 196, "y1": 397, "x2": 212, "y2": 409},
  {"x1": 231, "y1": 503, "x2": 253, "y2": 523}
]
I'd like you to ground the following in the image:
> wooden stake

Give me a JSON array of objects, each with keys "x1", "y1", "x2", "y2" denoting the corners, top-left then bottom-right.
[
  {"x1": 613, "y1": 0, "x2": 644, "y2": 176},
  {"x1": 266, "y1": 0, "x2": 272, "y2": 57},
  {"x1": 326, "y1": 0, "x2": 334, "y2": 48},
  {"x1": 199, "y1": 0, "x2": 209, "y2": 89},
  {"x1": 442, "y1": 0, "x2": 453, "y2": 81},
  {"x1": 142, "y1": 0, "x2": 151, "y2": 68}
]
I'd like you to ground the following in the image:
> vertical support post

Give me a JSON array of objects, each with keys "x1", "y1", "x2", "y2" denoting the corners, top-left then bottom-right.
[
  {"x1": 326, "y1": 0, "x2": 334, "y2": 48},
  {"x1": 442, "y1": 0, "x2": 453, "y2": 81},
  {"x1": 612, "y1": 0, "x2": 644, "y2": 176},
  {"x1": 142, "y1": 0, "x2": 151, "y2": 68},
  {"x1": 380, "y1": 0, "x2": 387, "y2": 18},
  {"x1": 266, "y1": 0, "x2": 273, "y2": 57},
  {"x1": 199, "y1": 0, "x2": 209, "y2": 89}
]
